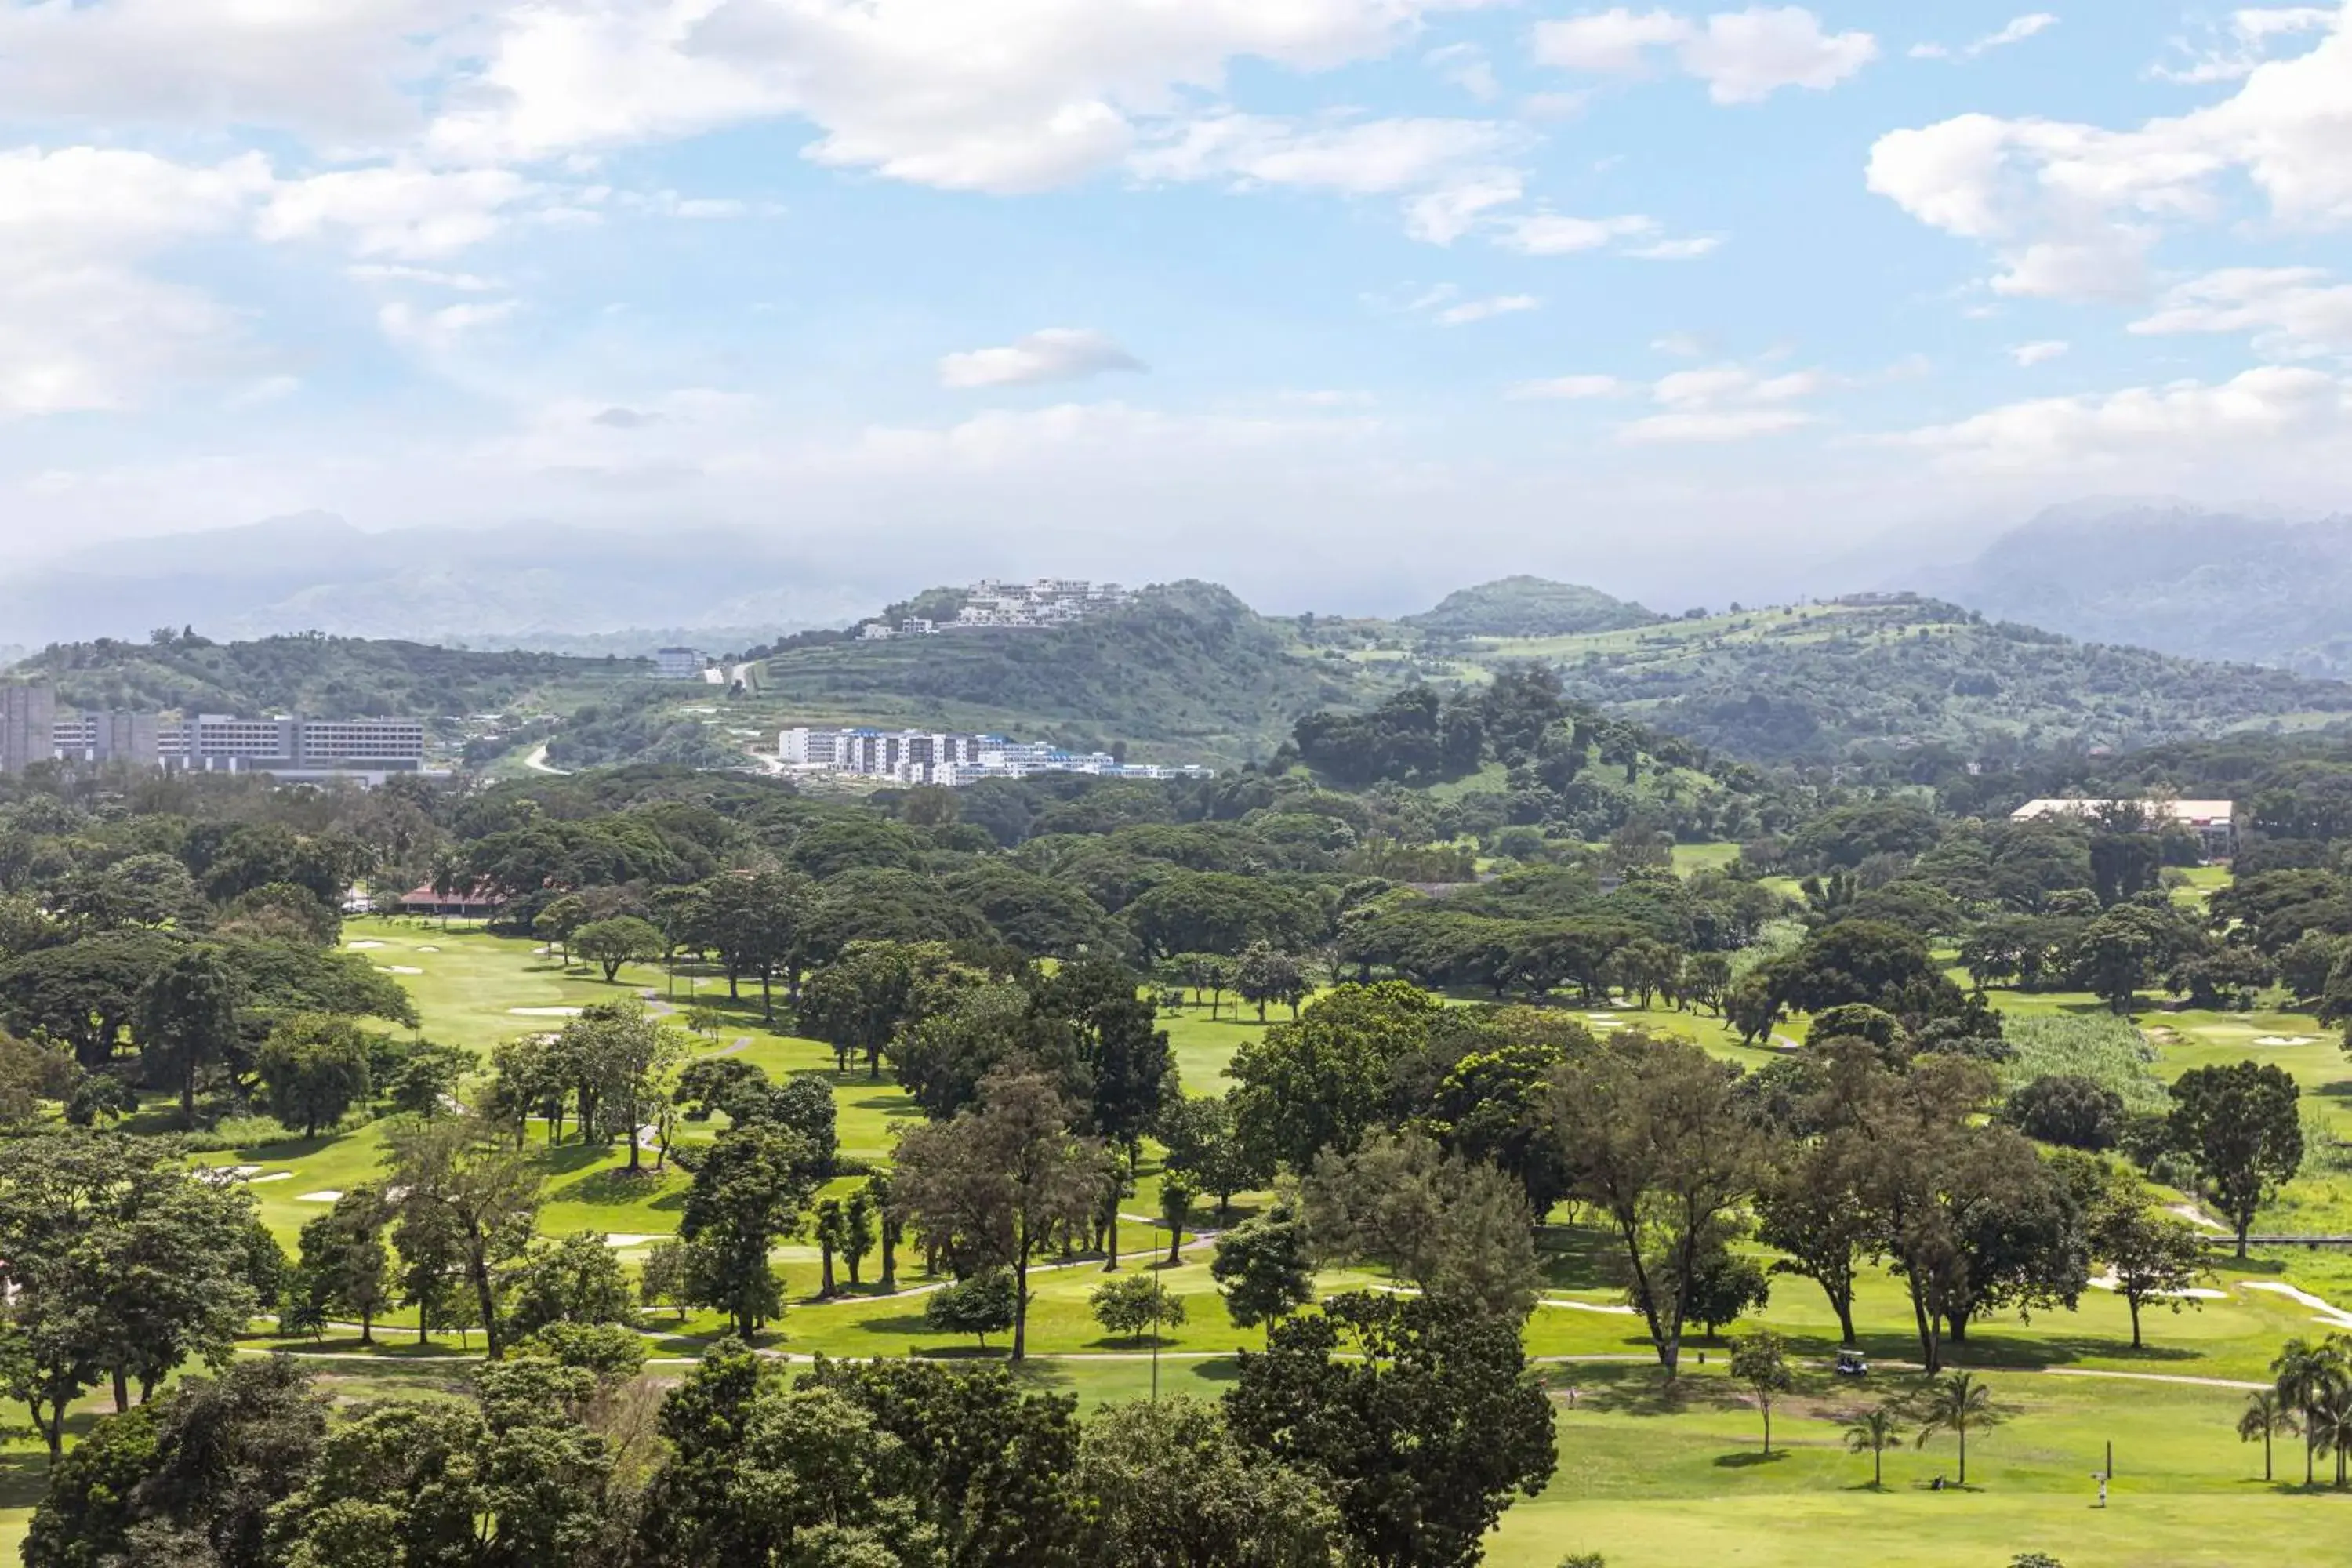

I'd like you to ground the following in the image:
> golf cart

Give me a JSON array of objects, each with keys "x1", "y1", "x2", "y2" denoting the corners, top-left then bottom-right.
[{"x1": 1835, "y1": 1348, "x2": 1868, "y2": 1378}]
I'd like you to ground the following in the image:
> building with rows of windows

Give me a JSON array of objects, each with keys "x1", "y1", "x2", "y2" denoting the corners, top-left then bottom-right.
[{"x1": 779, "y1": 724, "x2": 1209, "y2": 787}]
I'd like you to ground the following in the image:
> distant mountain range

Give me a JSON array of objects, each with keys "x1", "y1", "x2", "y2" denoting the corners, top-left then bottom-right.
[
  {"x1": 1928, "y1": 502, "x2": 2352, "y2": 678},
  {"x1": 0, "y1": 513, "x2": 877, "y2": 652}
]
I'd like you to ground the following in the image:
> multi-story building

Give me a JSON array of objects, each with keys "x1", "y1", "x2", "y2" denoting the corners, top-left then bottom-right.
[
  {"x1": 0, "y1": 684, "x2": 55, "y2": 775},
  {"x1": 654, "y1": 647, "x2": 706, "y2": 680},
  {"x1": 52, "y1": 711, "x2": 162, "y2": 768},
  {"x1": 950, "y1": 578, "x2": 1134, "y2": 630},
  {"x1": 778, "y1": 724, "x2": 1209, "y2": 787}
]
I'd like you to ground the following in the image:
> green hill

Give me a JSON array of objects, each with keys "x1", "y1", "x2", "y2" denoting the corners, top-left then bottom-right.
[
  {"x1": 24, "y1": 631, "x2": 635, "y2": 727},
  {"x1": 1406, "y1": 575, "x2": 1661, "y2": 638},
  {"x1": 1472, "y1": 594, "x2": 2352, "y2": 765},
  {"x1": 750, "y1": 581, "x2": 1403, "y2": 767}
]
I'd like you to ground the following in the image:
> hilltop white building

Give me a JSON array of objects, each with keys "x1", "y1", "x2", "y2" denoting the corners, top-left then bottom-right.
[{"x1": 952, "y1": 579, "x2": 1132, "y2": 630}]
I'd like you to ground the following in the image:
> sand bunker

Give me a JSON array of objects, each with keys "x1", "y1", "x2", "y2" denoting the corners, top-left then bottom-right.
[
  {"x1": 296, "y1": 1191, "x2": 343, "y2": 1203},
  {"x1": 346, "y1": 941, "x2": 387, "y2": 949},
  {"x1": 509, "y1": 1006, "x2": 584, "y2": 1017},
  {"x1": 2255, "y1": 1035, "x2": 2315, "y2": 1047},
  {"x1": 376, "y1": 964, "x2": 424, "y2": 975}
]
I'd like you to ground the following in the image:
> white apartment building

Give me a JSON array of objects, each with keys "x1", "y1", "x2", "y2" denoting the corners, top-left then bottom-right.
[
  {"x1": 654, "y1": 647, "x2": 706, "y2": 679},
  {"x1": 778, "y1": 724, "x2": 1209, "y2": 787}
]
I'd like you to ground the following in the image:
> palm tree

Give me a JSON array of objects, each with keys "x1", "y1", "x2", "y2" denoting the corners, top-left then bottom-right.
[
  {"x1": 2238, "y1": 1389, "x2": 2294, "y2": 1483},
  {"x1": 1912, "y1": 1370, "x2": 2002, "y2": 1486},
  {"x1": 1844, "y1": 1404, "x2": 1904, "y2": 1490},
  {"x1": 2271, "y1": 1337, "x2": 2345, "y2": 1487},
  {"x1": 2309, "y1": 1384, "x2": 2352, "y2": 1490}
]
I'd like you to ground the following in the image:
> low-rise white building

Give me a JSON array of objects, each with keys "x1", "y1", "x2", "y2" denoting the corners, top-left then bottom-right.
[{"x1": 777, "y1": 723, "x2": 1209, "y2": 786}]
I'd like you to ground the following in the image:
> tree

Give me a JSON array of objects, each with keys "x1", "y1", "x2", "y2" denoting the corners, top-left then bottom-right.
[
  {"x1": 1078, "y1": 1397, "x2": 1336, "y2": 1568},
  {"x1": 814, "y1": 1195, "x2": 845, "y2": 1298},
  {"x1": 868, "y1": 1170, "x2": 902, "y2": 1293},
  {"x1": 1550, "y1": 1033, "x2": 1766, "y2": 1377},
  {"x1": 2272, "y1": 1336, "x2": 2347, "y2": 1488},
  {"x1": 641, "y1": 1238, "x2": 691, "y2": 1321},
  {"x1": 1212, "y1": 1205, "x2": 1317, "y2": 1338},
  {"x1": 571, "y1": 915, "x2": 665, "y2": 982},
  {"x1": 2092, "y1": 1187, "x2": 2211, "y2": 1349},
  {"x1": 0, "y1": 1133, "x2": 261, "y2": 1427},
  {"x1": 256, "y1": 1013, "x2": 374, "y2": 1137},
  {"x1": 383, "y1": 1114, "x2": 543, "y2": 1359},
  {"x1": 1229, "y1": 983, "x2": 1443, "y2": 1174},
  {"x1": 2240, "y1": 1388, "x2": 2292, "y2": 1484},
  {"x1": 1845, "y1": 1403, "x2": 1903, "y2": 1489},
  {"x1": 1158, "y1": 1171, "x2": 1197, "y2": 1265},
  {"x1": 509, "y1": 1229, "x2": 640, "y2": 1336},
  {"x1": 1729, "y1": 1330, "x2": 1792, "y2": 1454},
  {"x1": 293, "y1": 1188, "x2": 393, "y2": 1345},
  {"x1": 136, "y1": 945, "x2": 240, "y2": 1124},
  {"x1": 22, "y1": 1356, "x2": 327, "y2": 1568},
  {"x1": 800, "y1": 942, "x2": 922, "y2": 1077},
  {"x1": 1911, "y1": 1370, "x2": 2002, "y2": 1486},
  {"x1": 1674, "y1": 1243, "x2": 1773, "y2": 1339},
  {"x1": 2168, "y1": 1061, "x2": 2303, "y2": 1256},
  {"x1": 1301, "y1": 1132, "x2": 1541, "y2": 1321},
  {"x1": 680, "y1": 1123, "x2": 817, "y2": 1338},
  {"x1": 841, "y1": 1184, "x2": 877, "y2": 1286},
  {"x1": 1755, "y1": 1133, "x2": 1875, "y2": 1347},
  {"x1": 1234, "y1": 942, "x2": 1309, "y2": 1022},
  {"x1": 2002, "y1": 1074, "x2": 2124, "y2": 1152},
  {"x1": 925, "y1": 1268, "x2": 1018, "y2": 1352},
  {"x1": 690, "y1": 866, "x2": 816, "y2": 1022},
  {"x1": 1032, "y1": 956, "x2": 1179, "y2": 1163},
  {"x1": 383, "y1": 1040, "x2": 469, "y2": 1120},
  {"x1": 893, "y1": 1068, "x2": 1109, "y2": 1360},
  {"x1": 1157, "y1": 1093, "x2": 1270, "y2": 1220},
  {"x1": 1225, "y1": 1290, "x2": 1557, "y2": 1568},
  {"x1": 1091, "y1": 1273, "x2": 1186, "y2": 1345},
  {"x1": 558, "y1": 999, "x2": 686, "y2": 1174},
  {"x1": 2310, "y1": 1383, "x2": 2352, "y2": 1490}
]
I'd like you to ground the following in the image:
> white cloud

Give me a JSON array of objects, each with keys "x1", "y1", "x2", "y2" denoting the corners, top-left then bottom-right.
[
  {"x1": 1652, "y1": 331, "x2": 1711, "y2": 356},
  {"x1": 2009, "y1": 339, "x2": 2070, "y2": 366},
  {"x1": 0, "y1": 146, "x2": 273, "y2": 418},
  {"x1": 2154, "y1": 7, "x2": 2336, "y2": 85},
  {"x1": 0, "y1": 0, "x2": 469, "y2": 140},
  {"x1": 1434, "y1": 293, "x2": 1541, "y2": 325},
  {"x1": 260, "y1": 165, "x2": 539, "y2": 260},
  {"x1": 1508, "y1": 374, "x2": 1628, "y2": 399},
  {"x1": 1613, "y1": 358, "x2": 1832, "y2": 441},
  {"x1": 1887, "y1": 365, "x2": 2352, "y2": 474},
  {"x1": 1680, "y1": 7, "x2": 1878, "y2": 103},
  {"x1": 2130, "y1": 266, "x2": 2352, "y2": 357},
  {"x1": 1534, "y1": 8, "x2": 1694, "y2": 74},
  {"x1": 1497, "y1": 212, "x2": 1659, "y2": 253},
  {"x1": 1403, "y1": 176, "x2": 1527, "y2": 244},
  {"x1": 938, "y1": 328, "x2": 1146, "y2": 388},
  {"x1": 1626, "y1": 234, "x2": 1724, "y2": 260},
  {"x1": 1870, "y1": 11, "x2": 2352, "y2": 301},
  {"x1": 377, "y1": 299, "x2": 521, "y2": 352},
  {"x1": 430, "y1": 0, "x2": 1497, "y2": 194},
  {"x1": 1911, "y1": 13, "x2": 2056, "y2": 62},
  {"x1": 346, "y1": 264, "x2": 503, "y2": 292},
  {"x1": 1534, "y1": 6, "x2": 1878, "y2": 104}
]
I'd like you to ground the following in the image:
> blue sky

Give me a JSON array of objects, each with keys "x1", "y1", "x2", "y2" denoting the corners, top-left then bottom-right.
[{"x1": 3, "y1": 2, "x2": 2350, "y2": 611}]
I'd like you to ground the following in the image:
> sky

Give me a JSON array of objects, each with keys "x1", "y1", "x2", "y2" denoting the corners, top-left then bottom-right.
[{"x1": 5, "y1": 1, "x2": 2352, "y2": 612}]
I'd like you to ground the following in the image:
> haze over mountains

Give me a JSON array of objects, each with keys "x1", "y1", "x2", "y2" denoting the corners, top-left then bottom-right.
[
  {"x1": 1927, "y1": 502, "x2": 2352, "y2": 680},
  {"x1": 0, "y1": 514, "x2": 880, "y2": 652}
]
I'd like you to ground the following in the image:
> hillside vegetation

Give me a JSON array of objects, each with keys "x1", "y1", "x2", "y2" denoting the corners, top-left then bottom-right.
[
  {"x1": 751, "y1": 581, "x2": 1399, "y2": 767},
  {"x1": 1406, "y1": 575, "x2": 1661, "y2": 637},
  {"x1": 24, "y1": 630, "x2": 635, "y2": 726},
  {"x1": 1475, "y1": 595, "x2": 2352, "y2": 766}
]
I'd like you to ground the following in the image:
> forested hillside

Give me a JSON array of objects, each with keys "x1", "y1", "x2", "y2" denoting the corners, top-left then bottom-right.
[
  {"x1": 24, "y1": 630, "x2": 635, "y2": 724},
  {"x1": 1405, "y1": 576, "x2": 1662, "y2": 638},
  {"x1": 1482, "y1": 596, "x2": 2352, "y2": 768},
  {"x1": 750, "y1": 582, "x2": 1399, "y2": 767}
]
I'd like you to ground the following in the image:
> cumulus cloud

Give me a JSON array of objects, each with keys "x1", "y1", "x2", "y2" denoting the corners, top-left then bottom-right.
[
  {"x1": 1886, "y1": 365, "x2": 2352, "y2": 474},
  {"x1": 938, "y1": 328, "x2": 1147, "y2": 389},
  {"x1": 1911, "y1": 13, "x2": 2056, "y2": 62},
  {"x1": 2010, "y1": 340, "x2": 2069, "y2": 366},
  {"x1": 1869, "y1": 11, "x2": 2352, "y2": 301},
  {"x1": 1609, "y1": 359, "x2": 1832, "y2": 441},
  {"x1": 0, "y1": 146, "x2": 273, "y2": 418},
  {"x1": 2154, "y1": 6, "x2": 2337, "y2": 84},
  {"x1": 2129, "y1": 266, "x2": 2352, "y2": 357},
  {"x1": 1534, "y1": 6, "x2": 1879, "y2": 104}
]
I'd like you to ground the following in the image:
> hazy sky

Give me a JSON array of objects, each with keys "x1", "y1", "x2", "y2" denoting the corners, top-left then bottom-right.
[{"x1": 5, "y1": 2, "x2": 2351, "y2": 608}]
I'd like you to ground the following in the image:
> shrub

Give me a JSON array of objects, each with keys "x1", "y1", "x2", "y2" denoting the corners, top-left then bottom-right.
[{"x1": 2002, "y1": 1074, "x2": 2125, "y2": 1151}]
